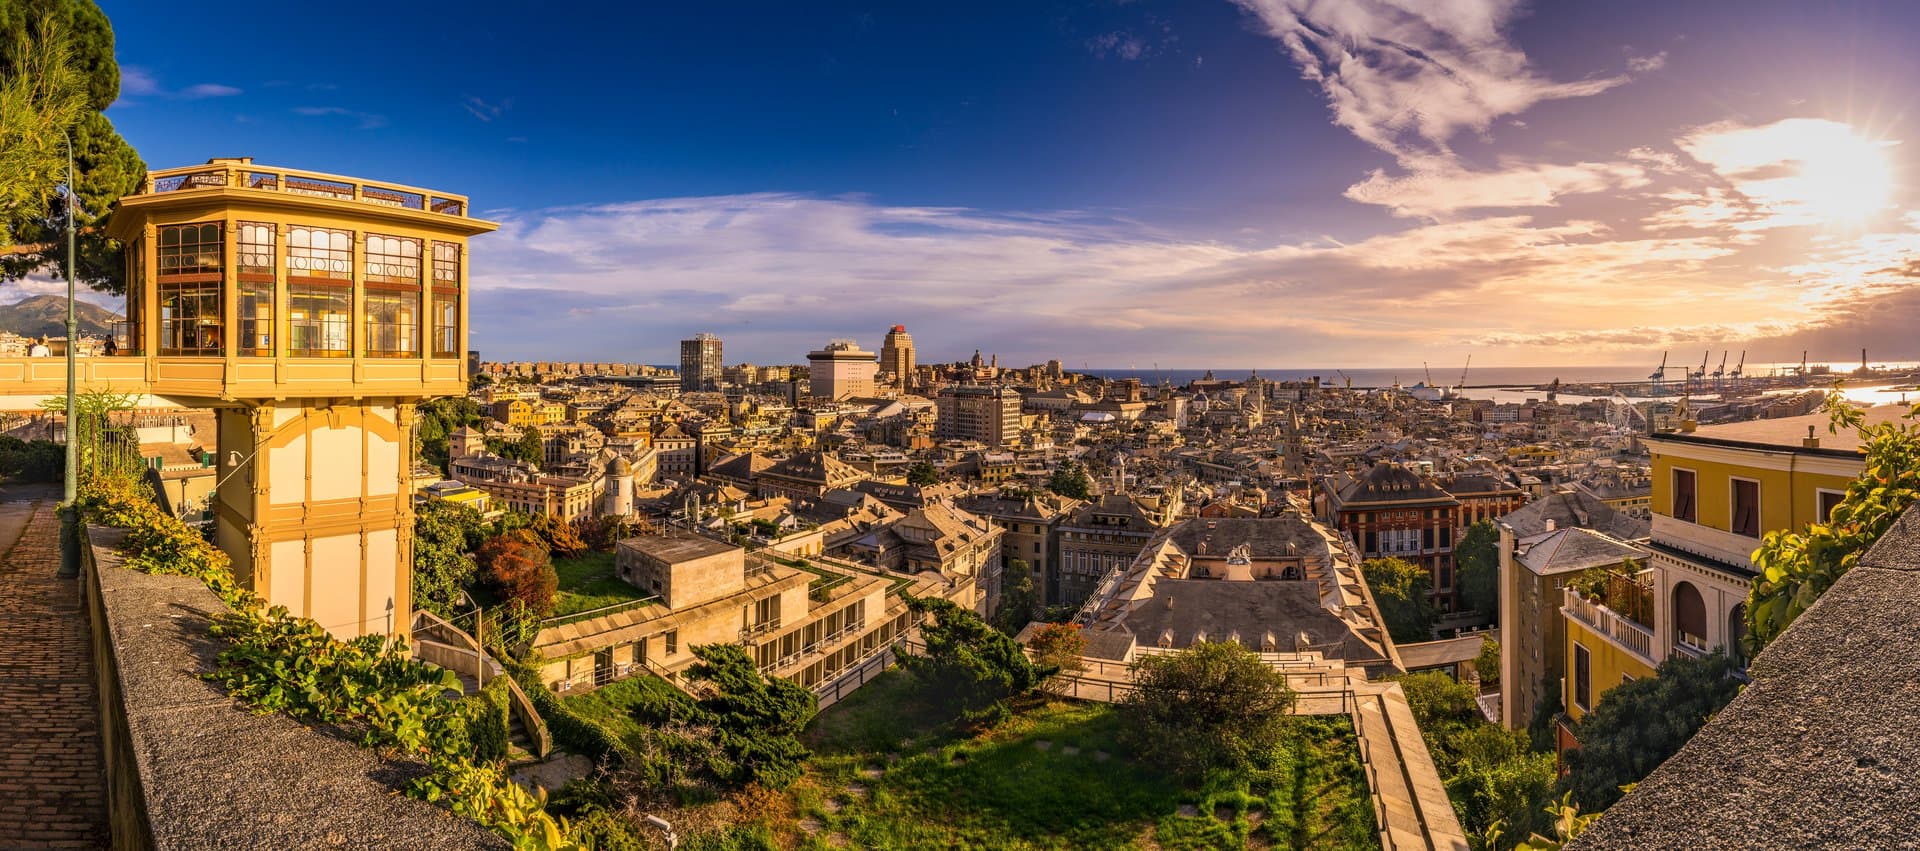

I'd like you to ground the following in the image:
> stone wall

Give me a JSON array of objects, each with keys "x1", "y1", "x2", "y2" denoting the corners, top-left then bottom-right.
[{"x1": 82, "y1": 526, "x2": 506, "y2": 849}]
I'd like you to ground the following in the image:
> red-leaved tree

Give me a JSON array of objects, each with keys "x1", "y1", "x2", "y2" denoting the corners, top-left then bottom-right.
[{"x1": 477, "y1": 529, "x2": 557, "y2": 617}]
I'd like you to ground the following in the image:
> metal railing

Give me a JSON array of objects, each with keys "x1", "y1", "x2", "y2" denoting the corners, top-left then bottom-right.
[
  {"x1": 142, "y1": 162, "x2": 471, "y2": 218},
  {"x1": 1562, "y1": 587, "x2": 1657, "y2": 665},
  {"x1": 537, "y1": 594, "x2": 660, "y2": 629}
]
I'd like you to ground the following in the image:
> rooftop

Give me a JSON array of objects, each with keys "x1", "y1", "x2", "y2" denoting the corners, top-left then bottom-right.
[
  {"x1": 1650, "y1": 403, "x2": 1912, "y2": 456},
  {"x1": 617, "y1": 534, "x2": 740, "y2": 563}
]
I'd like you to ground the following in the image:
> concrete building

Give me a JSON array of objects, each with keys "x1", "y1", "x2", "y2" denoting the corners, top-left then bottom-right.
[
  {"x1": 936, "y1": 384, "x2": 1022, "y2": 447},
  {"x1": 806, "y1": 340, "x2": 877, "y2": 401},
  {"x1": 533, "y1": 536, "x2": 918, "y2": 693},
  {"x1": 603, "y1": 455, "x2": 634, "y2": 517},
  {"x1": 105, "y1": 157, "x2": 495, "y2": 641},
  {"x1": 680, "y1": 332, "x2": 722, "y2": 392},
  {"x1": 879, "y1": 324, "x2": 915, "y2": 390}
]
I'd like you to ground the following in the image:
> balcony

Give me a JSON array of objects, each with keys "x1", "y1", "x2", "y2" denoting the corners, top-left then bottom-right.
[
  {"x1": 1652, "y1": 514, "x2": 1760, "y2": 573},
  {"x1": 1562, "y1": 586, "x2": 1657, "y2": 668},
  {"x1": 139, "y1": 160, "x2": 471, "y2": 218}
]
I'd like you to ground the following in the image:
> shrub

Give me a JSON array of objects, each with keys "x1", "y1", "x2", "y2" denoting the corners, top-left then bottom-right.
[{"x1": 1119, "y1": 642, "x2": 1296, "y2": 777}]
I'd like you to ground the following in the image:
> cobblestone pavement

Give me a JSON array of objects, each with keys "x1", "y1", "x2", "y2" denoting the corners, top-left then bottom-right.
[{"x1": 0, "y1": 492, "x2": 110, "y2": 848}]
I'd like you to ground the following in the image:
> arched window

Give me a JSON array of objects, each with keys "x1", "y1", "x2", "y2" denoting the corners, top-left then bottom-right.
[{"x1": 1674, "y1": 581, "x2": 1707, "y2": 650}]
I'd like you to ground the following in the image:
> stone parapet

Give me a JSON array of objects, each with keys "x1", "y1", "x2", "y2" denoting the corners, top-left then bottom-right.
[{"x1": 82, "y1": 526, "x2": 505, "y2": 849}]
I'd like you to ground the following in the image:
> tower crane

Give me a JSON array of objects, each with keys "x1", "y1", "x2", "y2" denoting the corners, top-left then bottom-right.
[
  {"x1": 1424, "y1": 361, "x2": 1434, "y2": 387},
  {"x1": 1337, "y1": 369, "x2": 1352, "y2": 390},
  {"x1": 1456, "y1": 355, "x2": 1471, "y2": 393}
]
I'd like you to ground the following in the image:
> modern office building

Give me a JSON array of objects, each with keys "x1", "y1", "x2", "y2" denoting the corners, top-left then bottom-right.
[
  {"x1": 105, "y1": 157, "x2": 495, "y2": 640},
  {"x1": 935, "y1": 384, "x2": 1023, "y2": 447},
  {"x1": 879, "y1": 324, "x2": 915, "y2": 390},
  {"x1": 680, "y1": 332, "x2": 722, "y2": 392},
  {"x1": 806, "y1": 339, "x2": 877, "y2": 401}
]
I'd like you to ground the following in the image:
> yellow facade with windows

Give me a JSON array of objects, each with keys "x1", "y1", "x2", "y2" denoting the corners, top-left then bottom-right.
[
  {"x1": 105, "y1": 158, "x2": 496, "y2": 640},
  {"x1": 1562, "y1": 606, "x2": 1658, "y2": 724},
  {"x1": 1558, "y1": 411, "x2": 1880, "y2": 719}
]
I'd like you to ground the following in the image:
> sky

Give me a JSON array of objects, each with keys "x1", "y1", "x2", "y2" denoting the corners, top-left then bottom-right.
[{"x1": 77, "y1": 0, "x2": 1920, "y2": 368}]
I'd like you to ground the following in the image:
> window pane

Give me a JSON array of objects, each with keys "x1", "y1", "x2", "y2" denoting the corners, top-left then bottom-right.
[
  {"x1": 287, "y1": 226, "x2": 352, "y2": 279},
  {"x1": 365, "y1": 288, "x2": 419, "y2": 357},
  {"x1": 158, "y1": 281, "x2": 223, "y2": 355},
  {"x1": 432, "y1": 294, "x2": 459, "y2": 357},
  {"x1": 365, "y1": 234, "x2": 422, "y2": 283},
  {"x1": 156, "y1": 223, "x2": 223, "y2": 277},
  {"x1": 239, "y1": 283, "x2": 273, "y2": 356},
  {"x1": 288, "y1": 284, "x2": 351, "y2": 356},
  {"x1": 238, "y1": 222, "x2": 274, "y2": 275},
  {"x1": 432, "y1": 241, "x2": 460, "y2": 287}
]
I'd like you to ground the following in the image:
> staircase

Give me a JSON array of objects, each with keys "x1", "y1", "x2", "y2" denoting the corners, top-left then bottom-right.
[{"x1": 412, "y1": 610, "x2": 553, "y2": 762}]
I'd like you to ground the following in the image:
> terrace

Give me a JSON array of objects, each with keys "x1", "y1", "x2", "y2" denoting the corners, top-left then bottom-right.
[{"x1": 139, "y1": 160, "x2": 471, "y2": 218}]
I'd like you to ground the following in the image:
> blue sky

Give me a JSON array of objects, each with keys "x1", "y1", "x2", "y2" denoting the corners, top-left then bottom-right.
[{"x1": 91, "y1": 1, "x2": 1920, "y2": 367}]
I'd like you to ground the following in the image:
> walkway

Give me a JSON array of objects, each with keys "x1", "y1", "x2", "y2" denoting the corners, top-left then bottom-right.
[{"x1": 0, "y1": 487, "x2": 110, "y2": 848}]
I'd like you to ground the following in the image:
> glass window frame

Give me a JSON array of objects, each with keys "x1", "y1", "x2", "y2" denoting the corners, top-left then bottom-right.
[
  {"x1": 287, "y1": 225, "x2": 352, "y2": 281},
  {"x1": 157, "y1": 280, "x2": 224, "y2": 356},
  {"x1": 365, "y1": 233, "x2": 422, "y2": 284},
  {"x1": 156, "y1": 222, "x2": 223, "y2": 279},
  {"x1": 431, "y1": 241, "x2": 460, "y2": 359},
  {"x1": 286, "y1": 282, "x2": 353, "y2": 358},
  {"x1": 364, "y1": 285, "x2": 420, "y2": 358}
]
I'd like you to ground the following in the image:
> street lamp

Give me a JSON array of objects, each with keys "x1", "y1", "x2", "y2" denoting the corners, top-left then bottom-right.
[{"x1": 57, "y1": 129, "x2": 78, "y2": 578}]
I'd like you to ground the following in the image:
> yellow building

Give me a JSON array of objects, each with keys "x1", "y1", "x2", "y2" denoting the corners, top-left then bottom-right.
[
  {"x1": 1562, "y1": 405, "x2": 1893, "y2": 719},
  {"x1": 107, "y1": 157, "x2": 495, "y2": 640}
]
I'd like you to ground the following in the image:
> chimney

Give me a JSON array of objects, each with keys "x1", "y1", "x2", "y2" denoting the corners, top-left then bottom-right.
[
  {"x1": 1803, "y1": 425, "x2": 1820, "y2": 449},
  {"x1": 1545, "y1": 518, "x2": 1556, "y2": 532}
]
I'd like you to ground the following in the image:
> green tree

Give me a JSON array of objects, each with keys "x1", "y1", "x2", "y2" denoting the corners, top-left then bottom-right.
[
  {"x1": 905, "y1": 460, "x2": 939, "y2": 486},
  {"x1": 1747, "y1": 396, "x2": 1920, "y2": 653},
  {"x1": 0, "y1": 1, "x2": 145, "y2": 292},
  {"x1": 1559, "y1": 651, "x2": 1742, "y2": 811},
  {"x1": 687, "y1": 643, "x2": 817, "y2": 790},
  {"x1": 897, "y1": 595, "x2": 1043, "y2": 724},
  {"x1": 1362, "y1": 557, "x2": 1436, "y2": 644},
  {"x1": 413, "y1": 500, "x2": 487, "y2": 620},
  {"x1": 1047, "y1": 460, "x2": 1093, "y2": 500},
  {"x1": 1474, "y1": 636, "x2": 1501, "y2": 688},
  {"x1": 1393, "y1": 670, "x2": 1481, "y2": 764},
  {"x1": 515, "y1": 426, "x2": 546, "y2": 467},
  {"x1": 1395, "y1": 670, "x2": 1558, "y2": 848},
  {"x1": 1119, "y1": 641, "x2": 1296, "y2": 777},
  {"x1": 992, "y1": 559, "x2": 1038, "y2": 634},
  {"x1": 1456, "y1": 520, "x2": 1500, "y2": 618},
  {"x1": 417, "y1": 397, "x2": 483, "y2": 473}
]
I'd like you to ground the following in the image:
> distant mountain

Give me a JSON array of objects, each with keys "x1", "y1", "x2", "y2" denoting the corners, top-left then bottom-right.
[{"x1": 0, "y1": 295, "x2": 120, "y2": 339}]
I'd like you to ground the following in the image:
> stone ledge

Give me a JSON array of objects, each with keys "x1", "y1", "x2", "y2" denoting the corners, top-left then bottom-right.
[{"x1": 85, "y1": 525, "x2": 506, "y2": 850}]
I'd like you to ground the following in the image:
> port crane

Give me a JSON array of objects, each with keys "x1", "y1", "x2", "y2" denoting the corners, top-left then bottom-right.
[
  {"x1": 1455, "y1": 355, "x2": 1471, "y2": 395},
  {"x1": 1337, "y1": 369, "x2": 1352, "y2": 390},
  {"x1": 1687, "y1": 350, "x2": 1709, "y2": 392},
  {"x1": 1649, "y1": 351, "x2": 1669, "y2": 396},
  {"x1": 1730, "y1": 350, "x2": 1745, "y2": 386},
  {"x1": 1710, "y1": 351, "x2": 1727, "y2": 388}
]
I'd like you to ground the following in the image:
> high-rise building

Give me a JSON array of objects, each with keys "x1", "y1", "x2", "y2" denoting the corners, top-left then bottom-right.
[
  {"x1": 806, "y1": 340, "x2": 878, "y2": 400},
  {"x1": 935, "y1": 384, "x2": 1022, "y2": 447},
  {"x1": 680, "y1": 332, "x2": 722, "y2": 392},
  {"x1": 879, "y1": 325, "x2": 915, "y2": 390}
]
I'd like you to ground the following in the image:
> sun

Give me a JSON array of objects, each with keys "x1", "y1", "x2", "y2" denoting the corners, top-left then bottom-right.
[
  {"x1": 1684, "y1": 118, "x2": 1898, "y2": 228},
  {"x1": 1791, "y1": 127, "x2": 1896, "y2": 225}
]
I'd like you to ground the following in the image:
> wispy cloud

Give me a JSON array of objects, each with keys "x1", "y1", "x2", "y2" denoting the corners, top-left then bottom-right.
[
  {"x1": 1627, "y1": 50, "x2": 1668, "y2": 73},
  {"x1": 1231, "y1": 0, "x2": 1629, "y2": 162},
  {"x1": 1086, "y1": 32, "x2": 1149, "y2": 61},
  {"x1": 463, "y1": 96, "x2": 511, "y2": 122},
  {"x1": 114, "y1": 66, "x2": 243, "y2": 103},
  {"x1": 292, "y1": 106, "x2": 388, "y2": 130}
]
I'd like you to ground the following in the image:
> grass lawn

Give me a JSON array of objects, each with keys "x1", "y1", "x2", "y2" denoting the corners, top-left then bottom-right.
[
  {"x1": 562, "y1": 674, "x2": 687, "y2": 751},
  {"x1": 550, "y1": 552, "x2": 648, "y2": 617},
  {"x1": 777, "y1": 671, "x2": 1379, "y2": 850}
]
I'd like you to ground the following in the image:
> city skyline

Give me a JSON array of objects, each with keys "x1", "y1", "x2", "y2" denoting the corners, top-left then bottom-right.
[{"x1": 70, "y1": 1, "x2": 1920, "y2": 365}]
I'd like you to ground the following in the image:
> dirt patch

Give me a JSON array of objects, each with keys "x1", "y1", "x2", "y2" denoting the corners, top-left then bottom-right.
[
  {"x1": 1034, "y1": 739, "x2": 1053, "y2": 751},
  {"x1": 823, "y1": 798, "x2": 845, "y2": 815},
  {"x1": 860, "y1": 765, "x2": 884, "y2": 779},
  {"x1": 829, "y1": 832, "x2": 851, "y2": 847},
  {"x1": 846, "y1": 783, "x2": 869, "y2": 799},
  {"x1": 799, "y1": 817, "x2": 825, "y2": 836},
  {"x1": 1061, "y1": 745, "x2": 1081, "y2": 756},
  {"x1": 1246, "y1": 807, "x2": 1267, "y2": 827},
  {"x1": 1215, "y1": 804, "x2": 1236, "y2": 822},
  {"x1": 1176, "y1": 804, "x2": 1201, "y2": 818},
  {"x1": 1093, "y1": 750, "x2": 1112, "y2": 762}
]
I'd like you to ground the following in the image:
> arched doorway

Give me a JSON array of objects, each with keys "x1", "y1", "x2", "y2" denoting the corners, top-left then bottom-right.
[{"x1": 1673, "y1": 581, "x2": 1707, "y2": 650}]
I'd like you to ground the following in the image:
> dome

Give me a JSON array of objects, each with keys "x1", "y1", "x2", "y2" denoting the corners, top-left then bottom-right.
[{"x1": 606, "y1": 455, "x2": 634, "y2": 477}]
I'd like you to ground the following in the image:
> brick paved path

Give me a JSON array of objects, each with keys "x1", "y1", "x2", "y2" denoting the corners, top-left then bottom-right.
[{"x1": 0, "y1": 498, "x2": 110, "y2": 848}]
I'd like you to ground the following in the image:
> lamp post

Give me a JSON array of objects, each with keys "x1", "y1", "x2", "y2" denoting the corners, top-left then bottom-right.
[{"x1": 58, "y1": 129, "x2": 79, "y2": 578}]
